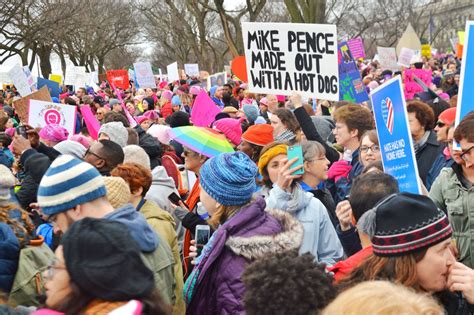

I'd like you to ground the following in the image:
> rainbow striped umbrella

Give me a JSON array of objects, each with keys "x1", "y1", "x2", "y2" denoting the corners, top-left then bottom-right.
[{"x1": 168, "y1": 126, "x2": 234, "y2": 158}]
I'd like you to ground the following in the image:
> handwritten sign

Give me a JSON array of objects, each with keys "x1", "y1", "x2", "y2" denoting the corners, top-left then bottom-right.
[
  {"x1": 347, "y1": 37, "x2": 366, "y2": 59},
  {"x1": 242, "y1": 22, "x2": 339, "y2": 101},
  {"x1": 184, "y1": 64, "x2": 200, "y2": 77},
  {"x1": 167, "y1": 62, "x2": 179, "y2": 82},
  {"x1": 338, "y1": 41, "x2": 368, "y2": 103},
  {"x1": 134, "y1": 62, "x2": 156, "y2": 88},
  {"x1": 13, "y1": 86, "x2": 52, "y2": 123},
  {"x1": 377, "y1": 47, "x2": 399, "y2": 71},
  {"x1": 8, "y1": 64, "x2": 32, "y2": 96}
]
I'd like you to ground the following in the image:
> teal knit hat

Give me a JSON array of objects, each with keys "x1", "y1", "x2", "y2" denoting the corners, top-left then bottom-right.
[
  {"x1": 38, "y1": 155, "x2": 107, "y2": 215},
  {"x1": 199, "y1": 151, "x2": 257, "y2": 206}
]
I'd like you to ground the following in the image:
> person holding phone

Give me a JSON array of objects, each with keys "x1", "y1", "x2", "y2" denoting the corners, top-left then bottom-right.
[
  {"x1": 258, "y1": 142, "x2": 343, "y2": 265},
  {"x1": 183, "y1": 152, "x2": 303, "y2": 314}
]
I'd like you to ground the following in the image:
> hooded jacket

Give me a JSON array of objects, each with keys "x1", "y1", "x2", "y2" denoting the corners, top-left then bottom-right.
[
  {"x1": 104, "y1": 204, "x2": 176, "y2": 305},
  {"x1": 146, "y1": 166, "x2": 180, "y2": 213},
  {"x1": 185, "y1": 198, "x2": 303, "y2": 314},
  {"x1": 0, "y1": 223, "x2": 20, "y2": 293},
  {"x1": 266, "y1": 184, "x2": 344, "y2": 266},
  {"x1": 139, "y1": 200, "x2": 185, "y2": 315}
]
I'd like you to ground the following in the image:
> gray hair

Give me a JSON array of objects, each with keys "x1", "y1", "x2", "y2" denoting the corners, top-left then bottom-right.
[{"x1": 302, "y1": 141, "x2": 326, "y2": 162}]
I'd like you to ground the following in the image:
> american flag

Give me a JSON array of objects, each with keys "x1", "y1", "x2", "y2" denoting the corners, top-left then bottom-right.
[{"x1": 385, "y1": 97, "x2": 394, "y2": 134}]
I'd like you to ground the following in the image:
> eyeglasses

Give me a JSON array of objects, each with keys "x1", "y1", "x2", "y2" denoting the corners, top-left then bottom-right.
[
  {"x1": 435, "y1": 121, "x2": 446, "y2": 128},
  {"x1": 46, "y1": 259, "x2": 66, "y2": 280},
  {"x1": 360, "y1": 145, "x2": 380, "y2": 153},
  {"x1": 183, "y1": 149, "x2": 198, "y2": 157},
  {"x1": 460, "y1": 145, "x2": 474, "y2": 162},
  {"x1": 307, "y1": 156, "x2": 327, "y2": 163},
  {"x1": 84, "y1": 148, "x2": 104, "y2": 160}
]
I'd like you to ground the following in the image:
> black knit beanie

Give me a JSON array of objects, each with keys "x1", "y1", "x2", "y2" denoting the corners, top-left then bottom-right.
[
  {"x1": 61, "y1": 218, "x2": 155, "y2": 301},
  {"x1": 358, "y1": 192, "x2": 452, "y2": 257}
]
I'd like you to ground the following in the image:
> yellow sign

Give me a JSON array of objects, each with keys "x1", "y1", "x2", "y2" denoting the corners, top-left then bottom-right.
[
  {"x1": 458, "y1": 31, "x2": 465, "y2": 45},
  {"x1": 421, "y1": 44, "x2": 432, "y2": 58},
  {"x1": 48, "y1": 74, "x2": 63, "y2": 85}
]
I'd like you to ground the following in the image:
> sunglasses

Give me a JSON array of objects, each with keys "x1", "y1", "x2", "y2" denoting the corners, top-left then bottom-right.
[{"x1": 435, "y1": 121, "x2": 446, "y2": 128}]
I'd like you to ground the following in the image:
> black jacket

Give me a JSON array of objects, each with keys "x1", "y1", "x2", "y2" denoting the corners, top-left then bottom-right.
[
  {"x1": 416, "y1": 130, "x2": 445, "y2": 185},
  {"x1": 135, "y1": 125, "x2": 163, "y2": 169},
  {"x1": 293, "y1": 107, "x2": 340, "y2": 165}
]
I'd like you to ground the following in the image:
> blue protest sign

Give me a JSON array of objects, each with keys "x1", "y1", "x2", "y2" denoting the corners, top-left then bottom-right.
[
  {"x1": 338, "y1": 41, "x2": 369, "y2": 103},
  {"x1": 37, "y1": 77, "x2": 61, "y2": 98},
  {"x1": 455, "y1": 21, "x2": 474, "y2": 125},
  {"x1": 371, "y1": 76, "x2": 421, "y2": 194}
]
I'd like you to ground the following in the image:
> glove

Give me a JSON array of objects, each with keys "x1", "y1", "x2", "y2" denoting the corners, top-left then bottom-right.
[{"x1": 327, "y1": 160, "x2": 352, "y2": 182}]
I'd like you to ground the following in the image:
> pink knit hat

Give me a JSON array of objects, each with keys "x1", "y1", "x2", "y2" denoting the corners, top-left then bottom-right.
[
  {"x1": 213, "y1": 118, "x2": 243, "y2": 146},
  {"x1": 147, "y1": 124, "x2": 171, "y2": 145},
  {"x1": 190, "y1": 86, "x2": 201, "y2": 96},
  {"x1": 158, "y1": 81, "x2": 168, "y2": 89},
  {"x1": 276, "y1": 95, "x2": 286, "y2": 103},
  {"x1": 69, "y1": 134, "x2": 92, "y2": 149},
  {"x1": 38, "y1": 124, "x2": 69, "y2": 143},
  {"x1": 142, "y1": 110, "x2": 160, "y2": 120},
  {"x1": 161, "y1": 90, "x2": 173, "y2": 101}
]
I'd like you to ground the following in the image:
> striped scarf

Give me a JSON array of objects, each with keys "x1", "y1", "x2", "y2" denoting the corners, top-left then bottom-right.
[{"x1": 274, "y1": 129, "x2": 296, "y2": 144}]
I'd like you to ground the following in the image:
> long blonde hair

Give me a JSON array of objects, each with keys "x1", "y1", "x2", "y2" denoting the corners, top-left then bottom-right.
[{"x1": 323, "y1": 280, "x2": 443, "y2": 315}]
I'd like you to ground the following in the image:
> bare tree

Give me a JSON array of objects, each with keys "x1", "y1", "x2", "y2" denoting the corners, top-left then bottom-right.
[{"x1": 284, "y1": 0, "x2": 326, "y2": 23}]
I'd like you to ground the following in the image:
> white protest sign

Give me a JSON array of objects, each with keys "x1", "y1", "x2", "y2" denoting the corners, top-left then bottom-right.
[
  {"x1": 167, "y1": 62, "x2": 179, "y2": 82},
  {"x1": 242, "y1": 22, "x2": 339, "y2": 101},
  {"x1": 89, "y1": 71, "x2": 99, "y2": 86},
  {"x1": 64, "y1": 66, "x2": 76, "y2": 85},
  {"x1": 8, "y1": 64, "x2": 32, "y2": 96},
  {"x1": 28, "y1": 99, "x2": 77, "y2": 135},
  {"x1": 23, "y1": 66, "x2": 36, "y2": 91},
  {"x1": 74, "y1": 67, "x2": 88, "y2": 88},
  {"x1": 397, "y1": 47, "x2": 415, "y2": 67},
  {"x1": 0, "y1": 72, "x2": 11, "y2": 84},
  {"x1": 184, "y1": 64, "x2": 200, "y2": 77},
  {"x1": 377, "y1": 47, "x2": 399, "y2": 71},
  {"x1": 134, "y1": 62, "x2": 156, "y2": 88}
]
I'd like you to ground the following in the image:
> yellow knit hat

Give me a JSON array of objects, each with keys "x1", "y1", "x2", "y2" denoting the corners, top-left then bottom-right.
[
  {"x1": 257, "y1": 144, "x2": 288, "y2": 176},
  {"x1": 103, "y1": 176, "x2": 131, "y2": 209}
]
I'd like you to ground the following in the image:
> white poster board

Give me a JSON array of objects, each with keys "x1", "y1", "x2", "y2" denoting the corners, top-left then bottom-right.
[
  {"x1": 134, "y1": 62, "x2": 156, "y2": 88},
  {"x1": 377, "y1": 47, "x2": 399, "y2": 71},
  {"x1": 242, "y1": 22, "x2": 339, "y2": 101},
  {"x1": 184, "y1": 64, "x2": 200, "y2": 77},
  {"x1": 167, "y1": 62, "x2": 179, "y2": 82},
  {"x1": 8, "y1": 64, "x2": 32, "y2": 96},
  {"x1": 207, "y1": 72, "x2": 226, "y2": 90},
  {"x1": 397, "y1": 47, "x2": 415, "y2": 67},
  {"x1": 28, "y1": 100, "x2": 77, "y2": 135}
]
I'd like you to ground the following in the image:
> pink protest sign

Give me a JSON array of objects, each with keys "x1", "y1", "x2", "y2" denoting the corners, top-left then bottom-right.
[
  {"x1": 110, "y1": 83, "x2": 137, "y2": 127},
  {"x1": 191, "y1": 90, "x2": 221, "y2": 127},
  {"x1": 80, "y1": 105, "x2": 100, "y2": 140},
  {"x1": 403, "y1": 69, "x2": 432, "y2": 100},
  {"x1": 347, "y1": 37, "x2": 366, "y2": 59}
]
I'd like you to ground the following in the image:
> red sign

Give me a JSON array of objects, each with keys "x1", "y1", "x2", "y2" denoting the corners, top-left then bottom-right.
[{"x1": 106, "y1": 70, "x2": 130, "y2": 90}]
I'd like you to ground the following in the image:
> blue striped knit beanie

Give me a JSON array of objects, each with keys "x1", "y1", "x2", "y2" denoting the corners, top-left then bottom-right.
[
  {"x1": 199, "y1": 151, "x2": 257, "y2": 206},
  {"x1": 38, "y1": 155, "x2": 107, "y2": 216}
]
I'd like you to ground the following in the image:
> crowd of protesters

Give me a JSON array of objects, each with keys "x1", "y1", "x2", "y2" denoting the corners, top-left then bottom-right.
[{"x1": 0, "y1": 51, "x2": 473, "y2": 315}]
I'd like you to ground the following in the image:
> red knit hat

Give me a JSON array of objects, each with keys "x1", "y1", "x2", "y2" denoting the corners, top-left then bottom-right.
[
  {"x1": 438, "y1": 107, "x2": 457, "y2": 125},
  {"x1": 242, "y1": 124, "x2": 274, "y2": 146}
]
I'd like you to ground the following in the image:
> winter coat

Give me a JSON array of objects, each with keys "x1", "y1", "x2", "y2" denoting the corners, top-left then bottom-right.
[
  {"x1": 266, "y1": 184, "x2": 344, "y2": 265},
  {"x1": 335, "y1": 225, "x2": 362, "y2": 258},
  {"x1": 328, "y1": 246, "x2": 373, "y2": 283},
  {"x1": 416, "y1": 130, "x2": 445, "y2": 185},
  {"x1": 139, "y1": 199, "x2": 185, "y2": 315},
  {"x1": 430, "y1": 164, "x2": 474, "y2": 268},
  {"x1": 426, "y1": 150, "x2": 454, "y2": 191},
  {"x1": 15, "y1": 145, "x2": 58, "y2": 210},
  {"x1": 326, "y1": 149, "x2": 364, "y2": 204},
  {"x1": 0, "y1": 223, "x2": 20, "y2": 293},
  {"x1": 185, "y1": 198, "x2": 303, "y2": 314},
  {"x1": 135, "y1": 125, "x2": 163, "y2": 170},
  {"x1": 104, "y1": 204, "x2": 176, "y2": 305}
]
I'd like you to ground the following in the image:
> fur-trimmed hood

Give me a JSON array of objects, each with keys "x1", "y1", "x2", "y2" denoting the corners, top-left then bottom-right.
[{"x1": 225, "y1": 208, "x2": 303, "y2": 260}]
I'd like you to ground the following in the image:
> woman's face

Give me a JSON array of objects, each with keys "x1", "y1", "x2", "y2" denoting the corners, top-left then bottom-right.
[
  {"x1": 145, "y1": 88, "x2": 153, "y2": 97},
  {"x1": 44, "y1": 246, "x2": 73, "y2": 309},
  {"x1": 333, "y1": 121, "x2": 354, "y2": 147},
  {"x1": 416, "y1": 239, "x2": 454, "y2": 293},
  {"x1": 270, "y1": 115, "x2": 285, "y2": 137},
  {"x1": 200, "y1": 185, "x2": 218, "y2": 214},
  {"x1": 408, "y1": 112, "x2": 425, "y2": 140},
  {"x1": 183, "y1": 147, "x2": 204, "y2": 173},
  {"x1": 5, "y1": 118, "x2": 14, "y2": 129},
  {"x1": 237, "y1": 140, "x2": 256, "y2": 159},
  {"x1": 304, "y1": 153, "x2": 330, "y2": 181},
  {"x1": 142, "y1": 100, "x2": 150, "y2": 111},
  {"x1": 96, "y1": 109, "x2": 105, "y2": 121},
  {"x1": 266, "y1": 154, "x2": 286, "y2": 184},
  {"x1": 140, "y1": 120, "x2": 152, "y2": 131},
  {"x1": 126, "y1": 102, "x2": 135, "y2": 114},
  {"x1": 360, "y1": 135, "x2": 381, "y2": 167}
]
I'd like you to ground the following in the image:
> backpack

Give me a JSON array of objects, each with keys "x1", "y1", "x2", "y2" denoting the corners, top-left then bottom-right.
[{"x1": 8, "y1": 237, "x2": 54, "y2": 307}]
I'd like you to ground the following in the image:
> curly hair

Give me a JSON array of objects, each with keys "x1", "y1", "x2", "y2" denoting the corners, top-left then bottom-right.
[
  {"x1": 333, "y1": 104, "x2": 373, "y2": 140},
  {"x1": 110, "y1": 163, "x2": 152, "y2": 197},
  {"x1": 242, "y1": 250, "x2": 336, "y2": 315},
  {"x1": 407, "y1": 100, "x2": 435, "y2": 130}
]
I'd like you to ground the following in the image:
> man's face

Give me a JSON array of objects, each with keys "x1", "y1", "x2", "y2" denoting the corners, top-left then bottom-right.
[
  {"x1": 83, "y1": 143, "x2": 106, "y2": 170},
  {"x1": 222, "y1": 86, "x2": 231, "y2": 95},
  {"x1": 76, "y1": 89, "x2": 84, "y2": 98},
  {"x1": 448, "y1": 63, "x2": 457, "y2": 72}
]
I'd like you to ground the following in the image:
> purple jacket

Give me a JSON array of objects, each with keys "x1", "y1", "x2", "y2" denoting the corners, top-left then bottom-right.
[{"x1": 186, "y1": 198, "x2": 303, "y2": 314}]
